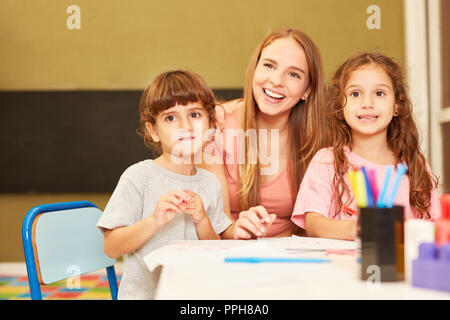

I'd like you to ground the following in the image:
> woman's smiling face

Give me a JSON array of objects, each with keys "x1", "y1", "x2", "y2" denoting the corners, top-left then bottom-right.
[{"x1": 252, "y1": 36, "x2": 311, "y2": 117}]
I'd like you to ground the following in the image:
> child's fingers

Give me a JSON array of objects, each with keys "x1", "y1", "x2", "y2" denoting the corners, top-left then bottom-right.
[
  {"x1": 161, "y1": 202, "x2": 182, "y2": 214},
  {"x1": 182, "y1": 189, "x2": 200, "y2": 199},
  {"x1": 181, "y1": 190, "x2": 203, "y2": 206},
  {"x1": 170, "y1": 190, "x2": 191, "y2": 204},
  {"x1": 162, "y1": 195, "x2": 186, "y2": 212}
]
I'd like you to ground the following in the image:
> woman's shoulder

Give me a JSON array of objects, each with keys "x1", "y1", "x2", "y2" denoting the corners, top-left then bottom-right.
[
  {"x1": 221, "y1": 99, "x2": 244, "y2": 127},
  {"x1": 221, "y1": 98, "x2": 243, "y2": 114}
]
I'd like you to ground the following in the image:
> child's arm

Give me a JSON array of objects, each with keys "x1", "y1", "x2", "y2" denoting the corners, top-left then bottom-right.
[
  {"x1": 103, "y1": 216, "x2": 160, "y2": 259},
  {"x1": 183, "y1": 190, "x2": 221, "y2": 240},
  {"x1": 305, "y1": 212, "x2": 357, "y2": 241},
  {"x1": 192, "y1": 215, "x2": 221, "y2": 240},
  {"x1": 219, "y1": 223, "x2": 235, "y2": 239},
  {"x1": 103, "y1": 190, "x2": 191, "y2": 258}
]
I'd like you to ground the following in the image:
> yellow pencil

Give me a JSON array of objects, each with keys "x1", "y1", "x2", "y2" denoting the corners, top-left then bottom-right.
[
  {"x1": 355, "y1": 170, "x2": 368, "y2": 207},
  {"x1": 347, "y1": 170, "x2": 359, "y2": 206}
]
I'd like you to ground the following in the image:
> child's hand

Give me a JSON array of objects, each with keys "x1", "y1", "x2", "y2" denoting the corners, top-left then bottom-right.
[
  {"x1": 182, "y1": 190, "x2": 207, "y2": 224},
  {"x1": 153, "y1": 190, "x2": 192, "y2": 227},
  {"x1": 233, "y1": 206, "x2": 277, "y2": 239}
]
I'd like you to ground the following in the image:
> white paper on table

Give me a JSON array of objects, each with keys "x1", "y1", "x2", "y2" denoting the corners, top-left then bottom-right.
[
  {"x1": 221, "y1": 240, "x2": 293, "y2": 257},
  {"x1": 261, "y1": 235, "x2": 357, "y2": 251},
  {"x1": 144, "y1": 240, "x2": 295, "y2": 271},
  {"x1": 143, "y1": 237, "x2": 356, "y2": 273},
  {"x1": 144, "y1": 240, "x2": 253, "y2": 271},
  {"x1": 150, "y1": 240, "x2": 340, "y2": 290}
]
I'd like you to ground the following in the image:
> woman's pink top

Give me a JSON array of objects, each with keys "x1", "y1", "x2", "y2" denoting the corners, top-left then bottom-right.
[
  {"x1": 211, "y1": 109, "x2": 295, "y2": 237},
  {"x1": 291, "y1": 147, "x2": 440, "y2": 229}
]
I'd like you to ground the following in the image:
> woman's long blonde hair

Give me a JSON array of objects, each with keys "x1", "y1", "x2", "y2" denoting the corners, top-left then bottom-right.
[{"x1": 238, "y1": 28, "x2": 329, "y2": 211}]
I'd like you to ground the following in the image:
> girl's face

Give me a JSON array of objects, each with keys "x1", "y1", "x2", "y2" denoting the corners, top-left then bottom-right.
[
  {"x1": 146, "y1": 102, "x2": 211, "y2": 160},
  {"x1": 343, "y1": 64, "x2": 398, "y2": 139},
  {"x1": 252, "y1": 37, "x2": 311, "y2": 117}
]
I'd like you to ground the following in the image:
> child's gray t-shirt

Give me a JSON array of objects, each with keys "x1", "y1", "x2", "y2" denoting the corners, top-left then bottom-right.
[{"x1": 96, "y1": 160, "x2": 232, "y2": 300}]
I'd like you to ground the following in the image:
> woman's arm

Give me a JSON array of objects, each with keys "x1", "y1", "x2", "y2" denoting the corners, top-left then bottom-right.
[
  {"x1": 305, "y1": 212, "x2": 357, "y2": 240},
  {"x1": 200, "y1": 159, "x2": 231, "y2": 218},
  {"x1": 197, "y1": 154, "x2": 235, "y2": 239},
  {"x1": 200, "y1": 99, "x2": 244, "y2": 238}
]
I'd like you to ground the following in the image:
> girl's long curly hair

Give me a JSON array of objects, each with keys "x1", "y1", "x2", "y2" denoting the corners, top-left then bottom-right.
[{"x1": 327, "y1": 52, "x2": 438, "y2": 218}]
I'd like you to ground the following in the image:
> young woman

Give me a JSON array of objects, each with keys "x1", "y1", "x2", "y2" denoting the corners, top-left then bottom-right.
[{"x1": 201, "y1": 28, "x2": 329, "y2": 239}]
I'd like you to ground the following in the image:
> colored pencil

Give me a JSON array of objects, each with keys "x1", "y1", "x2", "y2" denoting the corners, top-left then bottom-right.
[
  {"x1": 377, "y1": 166, "x2": 393, "y2": 208},
  {"x1": 224, "y1": 257, "x2": 331, "y2": 263},
  {"x1": 361, "y1": 166, "x2": 374, "y2": 207},
  {"x1": 385, "y1": 164, "x2": 407, "y2": 208}
]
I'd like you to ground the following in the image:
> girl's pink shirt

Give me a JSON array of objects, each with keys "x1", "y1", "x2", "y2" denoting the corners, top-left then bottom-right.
[
  {"x1": 208, "y1": 109, "x2": 294, "y2": 237},
  {"x1": 291, "y1": 147, "x2": 440, "y2": 229}
]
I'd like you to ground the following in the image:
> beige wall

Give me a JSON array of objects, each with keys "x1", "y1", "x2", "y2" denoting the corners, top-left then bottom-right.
[
  {"x1": 0, "y1": 0, "x2": 404, "y2": 261},
  {"x1": 0, "y1": 0, "x2": 403, "y2": 90}
]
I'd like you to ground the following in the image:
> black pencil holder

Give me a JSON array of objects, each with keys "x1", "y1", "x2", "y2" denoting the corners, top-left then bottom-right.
[{"x1": 358, "y1": 206, "x2": 405, "y2": 282}]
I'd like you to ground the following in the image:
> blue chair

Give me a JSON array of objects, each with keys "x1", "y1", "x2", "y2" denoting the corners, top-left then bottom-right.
[{"x1": 22, "y1": 200, "x2": 118, "y2": 300}]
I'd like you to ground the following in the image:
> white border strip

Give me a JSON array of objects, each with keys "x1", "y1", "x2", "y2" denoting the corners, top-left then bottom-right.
[
  {"x1": 404, "y1": 0, "x2": 430, "y2": 158},
  {"x1": 428, "y1": 0, "x2": 443, "y2": 195},
  {"x1": 437, "y1": 108, "x2": 450, "y2": 124}
]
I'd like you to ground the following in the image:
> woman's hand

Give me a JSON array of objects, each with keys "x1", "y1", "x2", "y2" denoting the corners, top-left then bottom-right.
[
  {"x1": 233, "y1": 206, "x2": 277, "y2": 239},
  {"x1": 214, "y1": 99, "x2": 242, "y2": 131}
]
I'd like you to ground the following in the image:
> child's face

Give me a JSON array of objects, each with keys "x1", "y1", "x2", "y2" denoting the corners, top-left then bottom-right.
[
  {"x1": 146, "y1": 102, "x2": 212, "y2": 160},
  {"x1": 343, "y1": 64, "x2": 398, "y2": 139},
  {"x1": 252, "y1": 37, "x2": 310, "y2": 117}
]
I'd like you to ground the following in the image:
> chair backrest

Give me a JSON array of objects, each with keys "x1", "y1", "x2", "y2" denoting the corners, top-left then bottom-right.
[{"x1": 22, "y1": 200, "x2": 118, "y2": 300}]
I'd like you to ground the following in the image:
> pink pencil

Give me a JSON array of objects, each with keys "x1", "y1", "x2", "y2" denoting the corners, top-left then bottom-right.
[{"x1": 368, "y1": 169, "x2": 379, "y2": 203}]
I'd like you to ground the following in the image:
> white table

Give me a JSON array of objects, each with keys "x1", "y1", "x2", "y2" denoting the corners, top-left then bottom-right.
[{"x1": 143, "y1": 238, "x2": 450, "y2": 300}]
